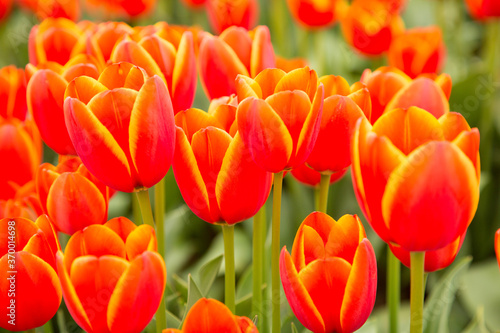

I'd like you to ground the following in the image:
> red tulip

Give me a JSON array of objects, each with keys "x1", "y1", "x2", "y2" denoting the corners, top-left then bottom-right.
[
  {"x1": 0, "y1": 0, "x2": 12, "y2": 21},
  {"x1": 291, "y1": 163, "x2": 347, "y2": 187},
  {"x1": 17, "y1": 0, "x2": 79, "y2": 21},
  {"x1": 286, "y1": 0, "x2": 347, "y2": 28},
  {"x1": 0, "y1": 118, "x2": 42, "y2": 200},
  {"x1": 86, "y1": 0, "x2": 156, "y2": 18},
  {"x1": 0, "y1": 180, "x2": 43, "y2": 220},
  {"x1": 56, "y1": 217, "x2": 166, "y2": 333},
  {"x1": 280, "y1": 212, "x2": 377, "y2": 333},
  {"x1": 341, "y1": 0, "x2": 404, "y2": 56},
  {"x1": 173, "y1": 108, "x2": 272, "y2": 224},
  {"x1": 351, "y1": 108, "x2": 480, "y2": 251},
  {"x1": 388, "y1": 26, "x2": 446, "y2": 79},
  {"x1": 0, "y1": 66, "x2": 27, "y2": 121},
  {"x1": 465, "y1": 0, "x2": 500, "y2": 20},
  {"x1": 235, "y1": 67, "x2": 324, "y2": 173},
  {"x1": 495, "y1": 229, "x2": 500, "y2": 269},
  {"x1": 0, "y1": 216, "x2": 61, "y2": 331},
  {"x1": 64, "y1": 62, "x2": 176, "y2": 192},
  {"x1": 198, "y1": 25, "x2": 275, "y2": 100},
  {"x1": 206, "y1": 0, "x2": 259, "y2": 34}
]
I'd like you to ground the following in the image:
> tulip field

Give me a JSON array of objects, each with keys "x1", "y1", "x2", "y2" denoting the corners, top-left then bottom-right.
[{"x1": 0, "y1": 0, "x2": 499, "y2": 332}]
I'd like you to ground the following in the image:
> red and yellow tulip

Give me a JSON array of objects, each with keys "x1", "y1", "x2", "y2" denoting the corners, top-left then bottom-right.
[
  {"x1": 17, "y1": 0, "x2": 80, "y2": 21},
  {"x1": 0, "y1": 66, "x2": 27, "y2": 121},
  {"x1": 0, "y1": 180, "x2": 43, "y2": 220},
  {"x1": 465, "y1": 0, "x2": 500, "y2": 20},
  {"x1": 206, "y1": 0, "x2": 259, "y2": 34},
  {"x1": 85, "y1": 0, "x2": 156, "y2": 18},
  {"x1": 280, "y1": 212, "x2": 377, "y2": 333},
  {"x1": 286, "y1": 0, "x2": 347, "y2": 28}
]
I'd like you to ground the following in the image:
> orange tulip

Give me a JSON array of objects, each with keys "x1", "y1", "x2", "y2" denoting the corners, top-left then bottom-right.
[
  {"x1": 92, "y1": 22, "x2": 134, "y2": 62},
  {"x1": 388, "y1": 26, "x2": 446, "y2": 79},
  {"x1": 180, "y1": 0, "x2": 205, "y2": 8},
  {"x1": 56, "y1": 217, "x2": 166, "y2": 333},
  {"x1": 276, "y1": 56, "x2": 309, "y2": 73},
  {"x1": 36, "y1": 157, "x2": 110, "y2": 235},
  {"x1": 27, "y1": 56, "x2": 103, "y2": 155},
  {"x1": 110, "y1": 28, "x2": 197, "y2": 113},
  {"x1": 280, "y1": 212, "x2": 377, "y2": 333},
  {"x1": 341, "y1": 0, "x2": 404, "y2": 56},
  {"x1": 173, "y1": 107, "x2": 272, "y2": 224},
  {"x1": 0, "y1": 0, "x2": 12, "y2": 21},
  {"x1": 86, "y1": 0, "x2": 156, "y2": 18},
  {"x1": 291, "y1": 163, "x2": 347, "y2": 187},
  {"x1": 162, "y1": 298, "x2": 258, "y2": 333},
  {"x1": 198, "y1": 25, "x2": 275, "y2": 100},
  {"x1": 0, "y1": 180, "x2": 43, "y2": 220},
  {"x1": 351, "y1": 107, "x2": 480, "y2": 251},
  {"x1": 235, "y1": 67, "x2": 324, "y2": 173},
  {"x1": 206, "y1": 0, "x2": 259, "y2": 34},
  {"x1": 389, "y1": 231, "x2": 466, "y2": 272},
  {"x1": 0, "y1": 118, "x2": 42, "y2": 200},
  {"x1": 64, "y1": 62, "x2": 176, "y2": 192},
  {"x1": 357, "y1": 0, "x2": 406, "y2": 13},
  {"x1": 495, "y1": 229, "x2": 500, "y2": 269},
  {"x1": 17, "y1": 0, "x2": 79, "y2": 21},
  {"x1": 465, "y1": 0, "x2": 500, "y2": 20},
  {"x1": 286, "y1": 0, "x2": 347, "y2": 28},
  {"x1": 0, "y1": 216, "x2": 61, "y2": 331},
  {"x1": 0, "y1": 66, "x2": 27, "y2": 121}
]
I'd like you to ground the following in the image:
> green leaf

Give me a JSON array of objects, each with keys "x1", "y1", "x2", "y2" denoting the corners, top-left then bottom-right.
[
  {"x1": 291, "y1": 322, "x2": 299, "y2": 333},
  {"x1": 166, "y1": 310, "x2": 182, "y2": 329},
  {"x1": 236, "y1": 265, "x2": 253, "y2": 299},
  {"x1": 197, "y1": 255, "x2": 223, "y2": 296},
  {"x1": 235, "y1": 293, "x2": 252, "y2": 317},
  {"x1": 172, "y1": 274, "x2": 188, "y2": 301},
  {"x1": 186, "y1": 274, "x2": 204, "y2": 312},
  {"x1": 423, "y1": 256, "x2": 472, "y2": 333}
]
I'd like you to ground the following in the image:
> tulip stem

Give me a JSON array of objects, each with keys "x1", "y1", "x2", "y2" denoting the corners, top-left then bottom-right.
[
  {"x1": 252, "y1": 205, "x2": 266, "y2": 328},
  {"x1": 26, "y1": 329, "x2": 36, "y2": 333},
  {"x1": 410, "y1": 251, "x2": 425, "y2": 333},
  {"x1": 135, "y1": 190, "x2": 155, "y2": 229},
  {"x1": 313, "y1": 30, "x2": 326, "y2": 76},
  {"x1": 222, "y1": 224, "x2": 236, "y2": 313},
  {"x1": 318, "y1": 174, "x2": 330, "y2": 213},
  {"x1": 154, "y1": 179, "x2": 166, "y2": 258},
  {"x1": 132, "y1": 193, "x2": 142, "y2": 224},
  {"x1": 387, "y1": 248, "x2": 401, "y2": 333},
  {"x1": 272, "y1": 171, "x2": 284, "y2": 333},
  {"x1": 270, "y1": 0, "x2": 287, "y2": 56}
]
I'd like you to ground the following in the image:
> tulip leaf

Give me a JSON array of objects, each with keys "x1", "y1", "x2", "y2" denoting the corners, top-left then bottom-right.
[
  {"x1": 236, "y1": 265, "x2": 253, "y2": 299},
  {"x1": 197, "y1": 254, "x2": 223, "y2": 296},
  {"x1": 461, "y1": 306, "x2": 488, "y2": 333},
  {"x1": 172, "y1": 274, "x2": 188, "y2": 301},
  {"x1": 166, "y1": 310, "x2": 182, "y2": 329},
  {"x1": 291, "y1": 322, "x2": 299, "y2": 333},
  {"x1": 235, "y1": 292, "x2": 252, "y2": 316},
  {"x1": 186, "y1": 274, "x2": 204, "y2": 312},
  {"x1": 423, "y1": 256, "x2": 472, "y2": 333}
]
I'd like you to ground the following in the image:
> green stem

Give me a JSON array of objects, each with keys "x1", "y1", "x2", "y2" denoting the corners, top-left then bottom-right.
[
  {"x1": 387, "y1": 248, "x2": 401, "y2": 333},
  {"x1": 132, "y1": 193, "x2": 142, "y2": 224},
  {"x1": 252, "y1": 206, "x2": 265, "y2": 328},
  {"x1": 270, "y1": 0, "x2": 286, "y2": 56},
  {"x1": 317, "y1": 174, "x2": 330, "y2": 213},
  {"x1": 222, "y1": 224, "x2": 236, "y2": 313},
  {"x1": 313, "y1": 29, "x2": 326, "y2": 76},
  {"x1": 272, "y1": 171, "x2": 284, "y2": 333},
  {"x1": 155, "y1": 179, "x2": 166, "y2": 258},
  {"x1": 135, "y1": 190, "x2": 155, "y2": 229},
  {"x1": 314, "y1": 186, "x2": 320, "y2": 211},
  {"x1": 410, "y1": 252, "x2": 425, "y2": 333},
  {"x1": 26, "y1": 329, "x2": 36, "y2": 333},
  {"x1": 43, "y1": 320, "x2": 54, "y2": 333}
]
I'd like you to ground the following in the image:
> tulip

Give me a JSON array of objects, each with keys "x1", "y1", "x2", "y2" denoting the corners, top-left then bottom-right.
[
  {"x1": 56, "y1": 217, "x2": 166, "y2": 333},
  {"x1": 206, "y1": 0, "x2": 259, "y2": 34},
  {"x1": 92, "y1": 22, "x2": 134, "y2": 62},
  {"x1": 27, "y1": 56, "x2": 103, "y2": 155},
  {"x1": 0, "y1": 66, "x2": 27, "y2": 121},
  {"x1": 352, "y1": 107, "x2": 480, "y2": 251},
  {"x1": 110, "y1": 29, "x2": 197, "y2": 113},
  {"x1": 36, "y1": 157, "x2": 110, "y2": 235},
  {"x1": 180, "y1": 0, "x2": 205, "y2": 9},
  {"x1": 198, "y1": 25, "x2": 275, "y2": 100},
  {"x1": 0, "y1": 180, "x2": 43, "y2": 220},
  {"x1": 63, "y1": 62, "x2": 175, "y2": 193},
  {"x1": 0, "y1": 0, "x2": 12, "y2": 21},
  {"x1": 0, "y1": 216, "x2": 62, "y2": 331},
  {"x1": 388, "y1": 26, "x2": 446, "y2": 79},
  {"x1": 341, "y1": 0, "x2": 404, "y2": 56},
  {"x1": 291, "y1": 163, "x2": 347, "y2": 188},
  {"x1": 17, "y1": 0, "x2": 79, "y2": 21},
  {"x1": 276, "y1": 56, "x2": 308, "y2": 73},
  {"x1": 280, "y1": 212, "x2": 377, "y2": 333},
  {"x1": 465, "y1": 0, "x2": 500, "y2": 20},
  {"x1": 286, "y1": 0, "x2": 347, "y2": 28},
  {"x1": 495, "y1": 229, "x2": 500, "y2": 269},
  {"x1": 357, "y1": 0, "x2": 406, "y2": 13},
  {"x1": 85, "y1": 0, "x2": 156, "y2": 18},
  {"x1": 0, "y1": 118, "x2": 42, "y2": 200},
  {"x1": 163, "y1": 298, "x2": 258, "y2": 333}
]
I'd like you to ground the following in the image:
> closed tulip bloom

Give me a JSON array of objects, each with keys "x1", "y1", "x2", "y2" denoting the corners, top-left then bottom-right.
[
  {"x1": 17, "y1": 0, "x2": 79, "y2": 21},
  {"x1": 56, "y1": 217, "x2": 166, "y2": 333},
  {"x1": 206, "y1": 0, "x2": 259, "y2": 34},
  {"x1": 0, "y1": 66, "x2": 27, "y2": 121},
  {"x1": 92, "y1": 22, "x2": 134, "y2": 62},
  {"x1": 341, "y1": 0, "x2": 404, "y2": 56},
  {"x1": 0, "y1": 118, "x2": 42, "y2": 200},
  {"x1": 198, "y1": 25, "x2": 275, "y2": 99},
  {"x1": 163, "y1": 298, "x2": 258, "y2": 333},
  {"x1": 286, "y1": 0, "x2": 347, "y2": 28},
  {"x1": 86, "y1": 0, "x2": 156, "y2": 18},
  {"x1": 280, "y1": 212, "x2": 377, "y2": 333},
  {"x1": 465, "y1": 0, "x2": 500, "y2": 20},
  {"x1": 173, "y1": 108, "x2": 272, "y2": 224},
  {"x1": 0, "y1": 216, "x2": 61, "y2": 331},
  {"x1": 235, "y1": 67, "x2": 324, "y2": 173},
  {"x1": 389, "y1": 231, "x2": 466, "y2": 272},
  {"x1": 291, "y1": 163, "x2": 347, "y2": 187},
  {"x1": 110, "y1": 29, "x2": 196, "y2": 113},
  {"x1": 495, "y1": 229, "x2": 500, "y2": 269},
  {"x1": 64, "y1": 62, "x2": 176, "y2": 193},
  {"x1": 36, "y1": 158, "x2": 109, "y2": 235},
  {"x1": 0, "y1": 180, "x2": 43, "y2": 220},
  {"x1": 276, "y1": 56, "x2": 309, "y2": 73},
  {"x1": 388, "y1": 26, "x2": 446, "y2": 79},
  {"x1": 0, "y1": 0, "x2": 12, "y2": 21},
  {"x1": 352, "y1": 108, "x2": 480, "y2": 251}
]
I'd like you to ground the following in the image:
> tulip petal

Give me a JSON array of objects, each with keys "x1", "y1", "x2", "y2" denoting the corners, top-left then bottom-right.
[
  {"x1": 0, "y1": 218, "x2": 38, "y2": 258},
  {"x1": 129, "y1": 76, "x2": 175, "y2": 188},
  {"x1": 104, "y1": 217, "x2": 137, "y2": 243},
  {"x1": 172, "y1": 31, "x2": 197, "y2": 112},
  {"x1": 125, "y1": 225, "x2": 157, "y2": 260},
  {"x1": 182, "y1": 298, "x2": 240, "y2": 333},
  {"x1": 236, "y1": 75, "x2": 262, "y2": 100},
  {"x1": 382, "y1": 141, "x2": 479, "y2": 251},
  {"x1": 325, "y1": 215, "x2": 365, "y2": 264},
  {"x1": 236, "y1": 97, "x2": 293, "y2": 172},
  {"x1": 319, "y1": 75, "x2": 351, "y2": 98},
  {"x1": 438, "y1": 112, "x2": 471, "y2": 141},
  {"x1": 280, "y1": 248, "x2": 325, "y2": 333},
  {"x1": 175, "y1": 108, "x2": 224, "y2": 142},
  {"x1": 340, "y1": 239, "x2": 377, "y2": 333},
  {"x1": 254, "y1": 68, "x2": 286, "y2": 99},
  {"x1": 64, "y1": 76, "x2": 108, "y2": 104},
  {"x1": 107, "y1": 251, "x2": 166, "y2": 333},
  {"x1": 98, "y1": 62, "x2": 147, "y2": 91},
  {"x1": 0, "y1": 252, "x2": 61, "y2": 331},
  {"x1": 236, "y1": 316, "x2": 258, "y2": 333},
  {"x1": 275, "y1": 67, "x2": 318, "y2": 101},
  {"x1": 250, "y1": 26, "x2": 276, "y2": 78},
  {"x1": 452, "y1": 128, "x2": 480, "y2": 181},
  {"x1": 220, "y1": 27, "x2": 253, "y2": 71},
  {"x1": 23, "y1": 230, "x2": 56, "y2": 270},
  {"x1": 111, "y1": 40, "x2": 165, "y2": 81},
  {"x1": 216, "y1": 133, "x2": 272, "y2": 224},
  {"x1": 35, "y1": 214, "x2": 60, "y2": 254}
]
